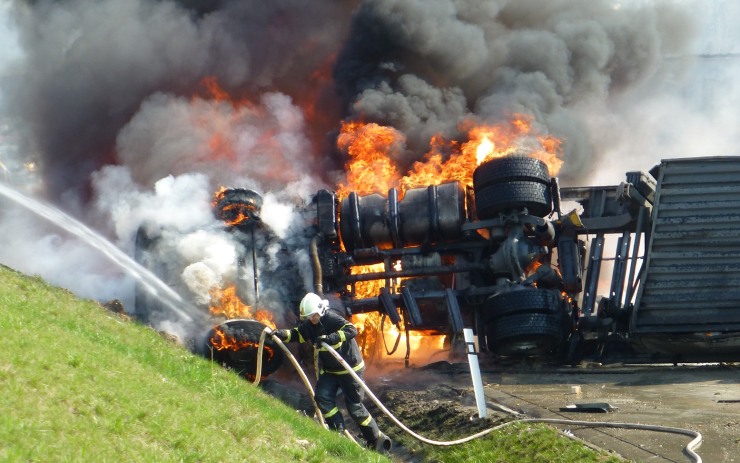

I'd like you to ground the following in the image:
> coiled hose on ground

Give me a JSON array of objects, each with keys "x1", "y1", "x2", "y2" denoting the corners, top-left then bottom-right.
[{"x1": 253, "y1": 327, "x2": 703, "y2": 462}]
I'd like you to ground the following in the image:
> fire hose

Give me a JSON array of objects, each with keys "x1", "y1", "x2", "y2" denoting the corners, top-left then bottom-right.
[
  {"x1": 253, "y1": 327, "x2": 359, "y2": 445},
  {"x1": 253, "y1": 327, "x2": 702, "y2": 462}
]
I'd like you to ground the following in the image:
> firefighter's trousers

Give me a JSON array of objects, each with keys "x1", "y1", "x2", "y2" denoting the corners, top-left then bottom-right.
[{"x1": 315, "y1": 368, "x2": 380, "y2": 443}]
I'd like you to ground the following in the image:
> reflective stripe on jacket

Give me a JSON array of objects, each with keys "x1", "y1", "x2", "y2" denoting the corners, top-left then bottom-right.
[{"x1": 285, "y1": 310, "x2": 364, "y2": 374}]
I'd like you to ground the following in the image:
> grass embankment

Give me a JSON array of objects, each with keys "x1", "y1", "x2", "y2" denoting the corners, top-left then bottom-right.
[
  {"x1": 387, "y1": 421, "x2": 623, "y2": 463},
  {"x1": 0, "y1": 264, "x2": 623, "y2": 462}
]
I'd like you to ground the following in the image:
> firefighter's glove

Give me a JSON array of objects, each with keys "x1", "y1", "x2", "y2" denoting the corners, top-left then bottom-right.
[
  {"x1": 272, "y1": 329, "x2": 289, "y2": 341},
  {"x1": 316, "y1": 333, "x2": 339, "y2": 347},
  {"x1": 315, "y1": 335, "x2": 328, "y2": 347}
]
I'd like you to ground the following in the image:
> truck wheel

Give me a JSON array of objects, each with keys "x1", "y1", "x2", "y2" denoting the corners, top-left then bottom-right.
[
  {"x1": 474, "y1": 181, "x2": 552, "y2": 218},
  {"x1": 204, "y1": 319, "x2": 284, "y2": 379},
  {"x1": 473, "y1": 156, "x2": 552, "y2": 219},
  {"x1": 473, "y1": 156, "x2": 551, "y2": 192},
  {"x1": 486, "y1": 312, "x2": 563, "y2": 356},
  {"x1": 481, "y1": 288, "x2": 560, "y2": 323}
]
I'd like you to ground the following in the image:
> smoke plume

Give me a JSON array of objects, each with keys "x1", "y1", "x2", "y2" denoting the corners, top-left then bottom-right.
[
  {"x1": 1, "y1": 0, "x2": 736, "y2": 340},
  {"x1": 332, "y1": 0, "x2": 696, "y2": 184}
]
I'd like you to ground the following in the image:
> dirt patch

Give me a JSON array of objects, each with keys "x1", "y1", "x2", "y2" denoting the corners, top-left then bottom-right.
[
  {"x1": 373, "y1": 383, "x2": 511, "y2": 440},
  {"x1": 359, "y1": 366, "x2": 516, "y2": 461}
]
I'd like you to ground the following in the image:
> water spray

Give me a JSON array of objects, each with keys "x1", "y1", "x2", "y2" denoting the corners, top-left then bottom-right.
[{"x1": 0, "y1": 182, "x2": 205, "y2": 325}]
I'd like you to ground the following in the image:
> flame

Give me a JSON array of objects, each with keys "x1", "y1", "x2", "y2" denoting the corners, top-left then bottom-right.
[
  {"x1": 192, "y1": 77, "x2": 298, "y2": 185},
  {"x1": 350, "y1": 262, "x2": 393, "y2": 298},
  {"x1": 209, "y1": 326, "x2": 277, "y2": 382},
  {"x1": 201, "y1": 76, "x2": 232, "y2": 103},
  {"x1": 337, "y1": 114, "x2": 563, "y2": 199},
  {"x1": 352, "y1": 312, "x2": 446, "y2": 364},
  {"x1": 348, "y1": 261, "x2": 446, "y2": 364},
  {"x1": 209, "y1": 326, "x2": 272, "y2": 357},
  {"x1": 333, "y1": 114, "x2": 564, "y2": 363},
  {"x1": 336, "y1": 121, "x2": 403, "y2": 198},
  {"x1": 527, "y1": 259, "x2": 543, "y2": 275},
  {"x1": 198, "y1": 76, "x2": 255, "y2": 107},
  {"x1": 399, "y1": 134, "x2": 476, "y2": 192},
  {"x1": 188, "y1": 77, "x2": 253, "y2": 164},
  {"x1": 463, "y1": 115, "x2": 564, "y2": 175},
  {"x1": 209, "y1": 285, "x2": 276, "y2": 330}
]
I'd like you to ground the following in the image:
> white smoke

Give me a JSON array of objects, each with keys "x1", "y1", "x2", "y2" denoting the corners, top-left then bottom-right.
[
  {"x1": 0, "y1": 206, "x2": 135, "y2": 304},
  {"x1": 585, "y1": 0, "x2": 740, "y2": 183}
]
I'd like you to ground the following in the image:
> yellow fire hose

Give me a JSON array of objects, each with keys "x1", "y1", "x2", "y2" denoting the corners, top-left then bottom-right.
[{"x1": 253, "y1": 327, "x2": 703, "y2": 462}]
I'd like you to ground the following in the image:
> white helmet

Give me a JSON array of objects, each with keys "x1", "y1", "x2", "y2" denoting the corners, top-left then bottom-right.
[{"x1": 300, "y1": 292, "x2": 328, "y2": 319}]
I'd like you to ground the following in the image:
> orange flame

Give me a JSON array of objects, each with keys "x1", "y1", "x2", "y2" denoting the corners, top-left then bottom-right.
[
  {"x1": 334, "y1": 115, "x2": 563, "y2": 362},
  {"x1": 348, "y1": 261, "x2": 446, "y2": 364},
  {"x1": 194, "y1": 77, "x2": 294, "y2": 184},
  {"x1": 352, "y1": 312, "x2": 446, "y2": 365},
  {"x1": 209, "y1": 285, "x2": 276, "y2": 330},
  {"x1": 190, "y1": 77, "x2": 255, "y2": 164},
  {"x1": 209, "y1": 326, "x2": 274, "y2": 358},
  {"x1": 337, "y1": 114, "x2": 563, "y2": 199},
  {"x1": 336, "y1": 121, "x2": 403, "y2": 198},
  {"x1": 198, "y1": 76, "x2": 255, "y2": 107},
  {"x1": 350, "y1": 262, "x2": 394, "y2": 299}
]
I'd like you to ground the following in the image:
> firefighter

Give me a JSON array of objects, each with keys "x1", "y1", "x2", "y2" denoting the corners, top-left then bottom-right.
[{"x1": 272, "y1": 292, "x2": 391, "y2": 452}]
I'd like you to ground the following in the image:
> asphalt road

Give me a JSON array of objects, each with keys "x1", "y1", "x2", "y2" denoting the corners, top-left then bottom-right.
[
  {"x1": 367, "y1": 360, "x2": 739, "y2": 462},
  {"x1": 466, "y1": 362, "x2": 740, "y2": 463}
]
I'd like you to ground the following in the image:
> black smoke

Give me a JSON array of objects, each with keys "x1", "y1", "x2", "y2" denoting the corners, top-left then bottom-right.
[
  {"x1": 333, "y1": 0, "x2": 695, "y2": 183},
  {"x1": 5, "y1": 0, "x2": 358, "y2": 207},
  {"x1": 0, "y1": 0, "x2": 709, "y2": 339}
]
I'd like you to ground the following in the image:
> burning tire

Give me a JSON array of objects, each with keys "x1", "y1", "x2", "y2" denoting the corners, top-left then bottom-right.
[
  {"x1": 486, "y1": 312, "x2": 564, "y2": 356},
  {"x1": 204, "y1": 319, "x2": 284, "y2": 379},
  {"x1": 213, "y1": 188, "x2": 262, "y2": 229},
  {"x1": 473, "y1": 156, "x2": 552, "y2": 218}
]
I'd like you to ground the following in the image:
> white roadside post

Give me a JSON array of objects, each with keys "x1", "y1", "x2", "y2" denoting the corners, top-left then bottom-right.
[{"x1": 463, "y1": 328, "x2": 487, "y2": 418}]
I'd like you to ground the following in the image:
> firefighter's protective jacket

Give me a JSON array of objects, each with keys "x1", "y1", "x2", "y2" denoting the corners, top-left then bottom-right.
[{"x1": 283, "y1": 310, "x2": 364, "y2": 374}]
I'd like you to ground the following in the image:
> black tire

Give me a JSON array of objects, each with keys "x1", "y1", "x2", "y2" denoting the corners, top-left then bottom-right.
[
  {"x1": 481, "y1": 288, "x2": 560, "y2": 323},
  {"x1": 205, "y1": 319, "x2": 285, "y2": 379},
  {"x1": 473, "y1": 156, "x2": 551, "y2": 192},
  {"x1": 474, "y1": 181, "x2": 552, "y2": 218},
  {"x1": 486, "y1": 312, "x2": 564, "y2": 356}
]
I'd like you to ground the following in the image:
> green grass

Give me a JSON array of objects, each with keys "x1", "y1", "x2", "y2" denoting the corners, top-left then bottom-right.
[
  {"x1": 0, "y1": 265, "x2": 385, "y2": 463},
  {"x1": 389, "y1": 422, "x2": 623, "y2": 463},
  {"x1": 0, "y1": 264, "x2": 623, "y2": 462}
]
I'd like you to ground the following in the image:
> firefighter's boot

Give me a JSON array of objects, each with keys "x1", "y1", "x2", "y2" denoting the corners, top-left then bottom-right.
[
  {"x1": 325, "y1": 413, "x2": 345, "y2": 433},
  {"x1": 360, "y1": 420, "x2": 392, "y2": 452},
  {"x1": 372, "y1": 431, "x2": 392, "y2": 452}
]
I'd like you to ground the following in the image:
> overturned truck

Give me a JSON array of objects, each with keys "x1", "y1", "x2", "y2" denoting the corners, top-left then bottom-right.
[
  {"x1": 310, "y1": 155, "x2": 740, "y2": 364},
  {"x1": 137, "y1": 155, "x2": 740, "y2": 366}
]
